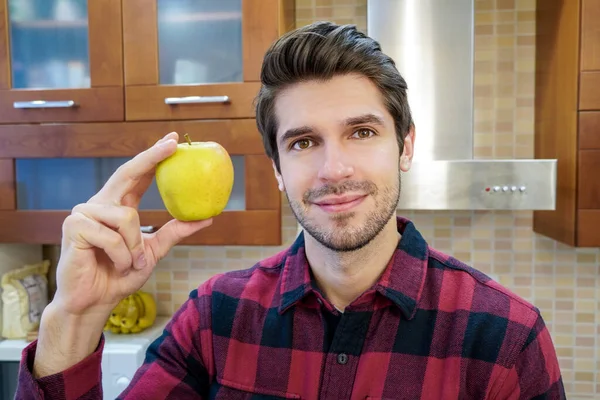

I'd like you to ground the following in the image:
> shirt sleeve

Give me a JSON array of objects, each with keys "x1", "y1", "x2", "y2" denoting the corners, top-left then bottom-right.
[
  {"x1": 494, "y1": 312, "x2": 567, "y2": 400},
  {"x1": 15, "y1": 286, "x2": 214, "y2": 400},
  {"x1": 15, "y1": 335, "x2": 105, "y2": 400},
  {"x1": 116, "y1": 286, "x2": 214, "y2": 399}
]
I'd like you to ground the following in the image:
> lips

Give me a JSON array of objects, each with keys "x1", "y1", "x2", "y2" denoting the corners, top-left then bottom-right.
[{"x1": 313, "y1": 194, "x2": 367, "y2": 213}]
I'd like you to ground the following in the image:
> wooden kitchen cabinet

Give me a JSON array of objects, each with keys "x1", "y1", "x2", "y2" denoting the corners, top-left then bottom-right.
[
  {"x1": 0, "y1": 0, "x2": 124, "y2": 123},
  {"x1": 0, "y1": 120, "x2": 282, "y2": 245},
  {"x1": 581, "y1": 0, "x2": 600, "y2": 71},
  {"x1": 123, "y1": 0, "x2": 283, "y2": 121},
  {"x1": 0, "y1": 0, "x2": 295, "y2": 246},
  {"x1": 533, "y1": 0, "x2": 600, "y2": 247}
]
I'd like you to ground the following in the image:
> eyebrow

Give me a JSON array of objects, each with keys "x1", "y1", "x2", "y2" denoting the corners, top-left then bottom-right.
[
  {"x1": 278, "y1": 113, "x2": 386, "y2": 147},
  {"x1": 344, "y1": 113, "x2": 385, "y2": 127}
]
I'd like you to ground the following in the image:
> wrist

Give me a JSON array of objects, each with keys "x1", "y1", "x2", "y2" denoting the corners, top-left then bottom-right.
[
  {"x1": 33, "y1": 302, "x2": 107, "y2": 378},
  {"x1": 43, "y1": 300, "x2": 109, "y2": 336}
]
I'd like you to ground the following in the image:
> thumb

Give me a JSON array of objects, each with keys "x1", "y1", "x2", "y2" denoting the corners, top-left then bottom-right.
[{"x1": 145, "y1": 218, "x2": 213, "y2": 262}]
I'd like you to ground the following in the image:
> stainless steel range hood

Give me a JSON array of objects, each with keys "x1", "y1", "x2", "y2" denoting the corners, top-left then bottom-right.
[{"x1": 367, "y1": 0, "x2": 556, "y2": 210}]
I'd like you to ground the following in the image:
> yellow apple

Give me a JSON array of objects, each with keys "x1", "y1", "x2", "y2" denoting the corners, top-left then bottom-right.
[{"x1": 155, "y1": 134, "x2": 234, "y2": 221}]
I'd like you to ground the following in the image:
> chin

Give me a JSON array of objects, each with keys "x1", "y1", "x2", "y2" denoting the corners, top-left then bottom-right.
[
  {"x1": 318, "y1": 233, "x2": 378, "y2": 253},
  {"x1": 301, "y1": 212, "x2": 387, "y2": 252}
]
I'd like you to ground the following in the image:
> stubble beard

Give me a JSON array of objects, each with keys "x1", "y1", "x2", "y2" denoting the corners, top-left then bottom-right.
[{"x1": 287, "y1": 173, "x2": 401, "y2": 252}]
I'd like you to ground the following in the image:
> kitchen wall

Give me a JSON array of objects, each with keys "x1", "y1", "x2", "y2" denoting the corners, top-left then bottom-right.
[
  {"x1": 0, "y1": 245, "x2": 43, "y2": 274},
  {"x1": 139, "y1": 0, "x2": 598, "y2": 397}
]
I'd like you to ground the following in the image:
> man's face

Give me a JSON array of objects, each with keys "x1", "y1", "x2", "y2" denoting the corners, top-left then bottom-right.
[{"x1": 273, "y1": 73, "x2": 414, "y2": 252}]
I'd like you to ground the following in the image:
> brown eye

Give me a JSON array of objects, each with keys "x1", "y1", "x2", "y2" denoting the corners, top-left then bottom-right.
[
  {"x1": 292, "y1": 138, "x2": 313, "y2": 150},
  {"x1": 354, "y1": 129, "x2": 375, "y2": 139}
]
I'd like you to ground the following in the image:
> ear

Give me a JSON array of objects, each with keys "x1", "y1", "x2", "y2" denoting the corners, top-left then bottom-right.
[
  {"x1": 272, "y1": 160, "x2": 285, "y2": 191},
  {"x1": 400, "y1": 124, "x2": 416, "y2": 172}
]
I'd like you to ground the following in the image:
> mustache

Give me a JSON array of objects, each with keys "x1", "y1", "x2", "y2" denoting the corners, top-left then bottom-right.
[{"x1": 303, "y1": 180, "x2": 378, "y2": 203}]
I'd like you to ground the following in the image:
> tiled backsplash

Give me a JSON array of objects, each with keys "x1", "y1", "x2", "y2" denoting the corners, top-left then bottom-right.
[{"x1": 17, "y1": 0, "x2": 594, "y2": 397}]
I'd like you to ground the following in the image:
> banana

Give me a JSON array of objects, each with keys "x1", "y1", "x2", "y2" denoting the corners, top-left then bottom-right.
[
  {"x1": 120, "y1": 296, "x2": 139, "y2": 330},
  {"x1": 109, "y1": 299, "x2": 127, "y2": 326},
  {"x1": 136, "y1": 291, "x2": 157, "y2": 329},
  {"x1": 132, "y1": 292, "x2": 145, "y2": 322},
  {"x1": 106, "y1": 291, "x2": 157, "y2": 334},
  {"x1": 130, "y1": 325, "x2": 143, "y2": 333},
  {"x1": 104, "y1": 319, "x2": 114, "y2": 331}
]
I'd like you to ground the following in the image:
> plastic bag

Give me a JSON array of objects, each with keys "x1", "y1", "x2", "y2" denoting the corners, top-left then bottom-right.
[{"x1": 1, "y1": 260, "x2": 50, "y2": 339}]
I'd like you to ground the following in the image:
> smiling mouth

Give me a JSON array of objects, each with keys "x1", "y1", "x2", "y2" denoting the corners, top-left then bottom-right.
[{"x1": 313, "y1": 194, "x2": 367, "y2": 213}]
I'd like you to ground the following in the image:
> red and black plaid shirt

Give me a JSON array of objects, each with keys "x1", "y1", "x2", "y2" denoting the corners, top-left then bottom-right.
[{"x1": 17, "y1": 217, "x2": 565, "y2": 399}]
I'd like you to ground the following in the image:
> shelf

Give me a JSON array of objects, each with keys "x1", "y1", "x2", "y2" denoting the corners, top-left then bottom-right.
[
  {"x1": 0, "y1": 317, "x2": 170, "y2": 362},
  {"x1": 158, "y1": 11, "x2": 241, "y2": 23},
  {"x1": 11, "y1": 19, "x2": 88, "y2": 29}
]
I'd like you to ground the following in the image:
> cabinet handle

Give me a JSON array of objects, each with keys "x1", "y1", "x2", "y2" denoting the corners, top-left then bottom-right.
[
  {"x1": 140, "y1": 226, "x2": 157, "y2": 233},
  {"x1": 13, "y1": 100, "x2": 76, "y2": 109},
  {"x1": 164, "y1": 96, "x2": 230, "y2": 105}
]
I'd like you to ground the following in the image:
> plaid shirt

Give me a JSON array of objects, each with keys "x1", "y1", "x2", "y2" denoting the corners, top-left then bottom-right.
[{"x1": 17, "y1": 217, "x2": 565, "y2": 399}]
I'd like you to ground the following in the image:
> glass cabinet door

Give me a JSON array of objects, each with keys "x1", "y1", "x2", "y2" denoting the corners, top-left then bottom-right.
[
  {"x1": 157, "y1": 0, "x2": 242, "y2": 86},
  {"x1": 8, "y1": 0, "x2": 90, "y2": 90},
  {"x1": 14, "y1": 156, "x2": 246, "y2": 211},
  {"x1": 0, "y1": 0, "x2": 124, "y2": 123},
  {"x1": 122, "y1": 0, "x2": 287, "y2": 121}
]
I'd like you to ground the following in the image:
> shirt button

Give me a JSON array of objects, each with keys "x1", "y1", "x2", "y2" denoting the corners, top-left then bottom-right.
[{"x1": 337, "y1": 353, "x2": 348, "y2": 365}]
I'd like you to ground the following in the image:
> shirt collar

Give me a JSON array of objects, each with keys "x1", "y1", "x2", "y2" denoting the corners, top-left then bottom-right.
[{"x1": 277, "y1": 216, "x2": 429, "y2": 320}]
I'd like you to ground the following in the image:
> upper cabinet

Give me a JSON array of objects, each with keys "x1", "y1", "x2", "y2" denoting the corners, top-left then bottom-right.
[
  {"x1": 0, "y1": 0, "x2": 295, "y2": 246},
  {"x1": 0, "y1": 0, "x2": 124, "y2": 123},
  {"x1": 534, "y1": 0, "x2": 600, "y2": 247},
  {"x1": 122, "y1": 0, "x2": 283, "y2": 121}
]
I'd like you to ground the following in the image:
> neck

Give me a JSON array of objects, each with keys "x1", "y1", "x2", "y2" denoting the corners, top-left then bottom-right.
[{"x1": 304, "y1": 216, "x2": 400, "y2": 311}]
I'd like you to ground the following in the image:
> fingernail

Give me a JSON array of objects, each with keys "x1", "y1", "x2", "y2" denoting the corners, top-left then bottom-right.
[{"x1": 136, "y1": 254, "x2": 147, "y2": 269}]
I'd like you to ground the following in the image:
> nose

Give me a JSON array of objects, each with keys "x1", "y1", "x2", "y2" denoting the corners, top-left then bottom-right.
[{"x1": 317, "y1": 144, "x2": 354, "y2": 182}]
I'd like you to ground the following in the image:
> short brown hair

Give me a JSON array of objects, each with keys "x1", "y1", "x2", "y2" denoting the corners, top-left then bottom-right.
[{"x1": 254, "y1": 21, "x2": 413, "y2": 172}]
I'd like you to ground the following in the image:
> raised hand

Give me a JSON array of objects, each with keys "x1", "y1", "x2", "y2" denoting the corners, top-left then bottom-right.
[{"x1": 33, "y1": 132, "x2": 212, "y2": 378}]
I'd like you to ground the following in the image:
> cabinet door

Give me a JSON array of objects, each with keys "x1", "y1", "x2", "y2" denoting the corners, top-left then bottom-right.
[
  {"x1": 581, "y1": 0, "x2": 600, "y2": 71},
  {"x1": 579, "y1": 112, "x2": 600, "y2": 149},
  {"x1": 579, "y1": 72, "x2": 600, "y2": 110},
  {"x1": 0, "y1": 0, "x2": 124, "y2": 123},
  {"x1": 0, "y1": 120, "x2": 281, "y2": 245},
  {"x1": 578, "y1": 150, "x2": 600, "y2": 209},
  {"x1": 123, "y1": 0, "x2": 286, "y2": 121},
  {"x1": 577, "y1": 210, "x2": 600, "y2": 246}
]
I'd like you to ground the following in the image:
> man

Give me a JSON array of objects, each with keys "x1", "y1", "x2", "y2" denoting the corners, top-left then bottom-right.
[{"x1": 16, "y1": 22, "x2": 564, "y2": 399}]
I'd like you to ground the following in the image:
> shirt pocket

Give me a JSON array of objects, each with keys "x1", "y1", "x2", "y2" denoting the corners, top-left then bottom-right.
[{"x1": 209, "y1": 378, "x2": 302, "y2": 399}]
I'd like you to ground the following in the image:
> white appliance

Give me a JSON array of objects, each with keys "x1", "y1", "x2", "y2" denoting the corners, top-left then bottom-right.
[{"x1": 0, "y1": 317, "x2": 170, "y2": 399}]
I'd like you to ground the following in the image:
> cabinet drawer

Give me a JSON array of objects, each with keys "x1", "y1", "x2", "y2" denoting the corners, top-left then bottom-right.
[
  {"x1": 577, "y1": 210, "x2": 600, "y2": 247},
  {"x1": 578, "y1": 150, "x2": 600, "y2": 209},
  {"x1": 579, "y1": 72, "x2": 600, "y2": 110},
  {"x1": 125, "y1": 83, "x2": 260, "y2": 121},
  {"x1": 0, "y1": 88, "x2": 124, "y2": 123},
  {"x1": 580, "y1": 112, "x2": 600, "y2": 149}
]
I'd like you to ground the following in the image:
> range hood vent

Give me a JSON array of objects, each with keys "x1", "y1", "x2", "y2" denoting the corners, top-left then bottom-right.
[{"x1": 367, "y1": 0, "x2": 556, "y2": 210}]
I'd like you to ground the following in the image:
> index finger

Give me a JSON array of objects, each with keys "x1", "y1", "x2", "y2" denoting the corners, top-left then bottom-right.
[{"x1": 91, "y1": 132, "x2": 179, "y2": 204}]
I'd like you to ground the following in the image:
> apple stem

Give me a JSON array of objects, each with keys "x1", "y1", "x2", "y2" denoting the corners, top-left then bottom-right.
[{"x1": 184, "y1": 133, "x2": 192, "y2": 146}]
